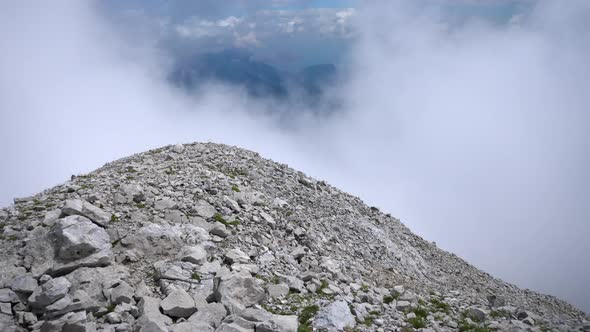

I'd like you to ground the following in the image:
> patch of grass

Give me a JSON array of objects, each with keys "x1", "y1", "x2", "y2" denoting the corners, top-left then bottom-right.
[
  {"x1": 191, "y1": 272, "x2": 201, "y2": 282},
  {"x1": 412, "y1": 307, "x2": 429, "y2": 319},
  {"x1": 126, "y1": 166, "x2": 137, "y2": 173},
  {"x1": 369, "y1": 310, "x2": 381, "y2": 316},
  {"x1": 231, "y1": 185, "x2": 241, "y2": 192},
  {"x1": 213, "y1": 213, "x2": 226, "y2": 223},
  {"x1": 299, "y1": 304, "x2": 319, "y2": 325},
  {"x1": 136, "y1": 203, "x2": 145, "y2": 208},
  {"x1": 430, "y1": 298, "x2": 450, "y2": 313},
  {"x1": 489, "y1": 310, "x2": 510, "y2": 319},
  {"x1": 363, "y1": 316, "x2": 375, "y2": 326},
  {"x1": 263, "y1": 303, "x2": 292, "y2": 316},
  {"x1": 110, "y1": 214, "x2": 119, "y2": 222},
  {"x1": 383, "y1": 295, "x2": 395, "y2": 304},
  {"x1": 316, "y1": 279, "x2": 329, "y2": 295},
  {"x1": 407, "y1": 316, "x2": 426, "y2": 329},
  {"x1": 106, "y1": 303, "x2": 116, "y2": 313},
  {"x1": 213, "y1": 213, "x2": 240, "y2": 227},
  {"x1": 297, "y1": 325, "x2": 313, "y2": 332},
  {"x1": 360, "y1": 284, "x2": 370, "y2": 292},
  {"x1": 7, "y1": 235, "x2": 17, "y2": 242},
  {"x1": 457, "y1": 319, "x2": 492, "y2": 332}
]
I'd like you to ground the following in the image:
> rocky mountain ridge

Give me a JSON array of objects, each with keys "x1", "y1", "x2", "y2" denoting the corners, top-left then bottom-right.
[{"x1": 0, "y1": 142, "x2": 587, "y2": 332}]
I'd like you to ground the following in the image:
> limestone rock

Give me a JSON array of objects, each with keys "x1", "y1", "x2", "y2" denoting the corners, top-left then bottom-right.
[
  {"x1": 136, "y1": 297, "x2": 173, "y2": 332},
  {"x1": 61, "y1": 199, "x2": 112, "y2": 227},
  {"x1": 10, "y1": 275, "x2": 38, "y2": 294},
  {"x1": 28, "y1": 277, "x2": 71, "y2": 309},
  {"x1": 49, "y1": 215, "x2": 113, "y2": 274},
  {"x1": 160, "y1": 289, "x2": 197, "y2": 318},
  {"x1": 188, "y1": 302, "x2": 227, "y2": 328},
  {"x1": 314, "y1": 300, "x2": 356, "y2": 331},
  {"x1": 178, "y1": 245, "x2": 207, "y2": 265},
  {"x1": 214, "y1": 274, "x2": 265, "y2": 313}
]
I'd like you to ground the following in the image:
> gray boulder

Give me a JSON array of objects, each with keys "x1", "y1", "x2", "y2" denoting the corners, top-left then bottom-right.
[
  {"x1": 0, "y1": 289, "x2": 19, "y2": 303},
  {"x1": 28, "y1": 277, "x2": 71, "y2": 309},
  {"x1": 188, "y1": 302, "x2": 227, "y2": 328},
  {"x1": 136, "y1": 297, "x2": 173, "y2": 332},
  {"x1": 214, "y1": 274, "x2": 265, "y2": 313},
  {"x1": 178, "y1": 246, "x2": 207, "y2": 265},
  {"x1": 267, "y1": 284, "x2": 289, "y2": 299},
  {"x1": 10, "y1": 275, "x2": 38, "y2": 294},
  {"x1": 170, "y1": 321, "x2": 214, "y2": 332},
  {"x1": 160, "y1": 289, "x2": 197, "y2": 318},
  {"x1": 49, "y1": 215, "x2": 113, "y2": 275},
  {"x1": 194, "y1": 201, "x2": 217, "y2": 219},
  {"x1": 224, "y1": 249, "x2": 250, "y2": 265},
  {"x1": 109, "y1": 281, "x2": 135, "y2": 305},
  {"x1": 61, "y1": 199, "x2": 112, "y2": 227},
  {"x1": 314, "y1": 300, "x2": 356, "y2": 331}
]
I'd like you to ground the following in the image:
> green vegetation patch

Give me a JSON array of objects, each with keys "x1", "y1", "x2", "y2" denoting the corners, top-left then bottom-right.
[{"x1": 299, "y1": 304, "x2": 319, "y2": 325}]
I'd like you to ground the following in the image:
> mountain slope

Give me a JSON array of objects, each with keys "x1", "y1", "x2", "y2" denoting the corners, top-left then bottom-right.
[{"x1": 0, "y1": 143, "x2": 587, "y2": 332}]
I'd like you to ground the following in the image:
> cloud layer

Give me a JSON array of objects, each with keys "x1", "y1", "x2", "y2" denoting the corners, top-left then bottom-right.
[{"x1": 0, "y1": 0, "x2": 588, "y2": 313}]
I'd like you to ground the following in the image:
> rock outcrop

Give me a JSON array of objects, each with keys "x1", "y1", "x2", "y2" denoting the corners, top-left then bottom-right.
[{"x1": 0, "y1": 142, "x2": 587, "y2": 332}]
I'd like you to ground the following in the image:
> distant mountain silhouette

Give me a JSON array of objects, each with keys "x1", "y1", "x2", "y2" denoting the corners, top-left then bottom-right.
[{"x1": 170, "y1": 49, "x2": 337, "y2": 101}]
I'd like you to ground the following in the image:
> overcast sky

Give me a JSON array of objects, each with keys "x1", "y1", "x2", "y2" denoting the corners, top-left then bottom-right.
[{"x1": 0, "y1": 0, "x2": 588, "y2": 313}]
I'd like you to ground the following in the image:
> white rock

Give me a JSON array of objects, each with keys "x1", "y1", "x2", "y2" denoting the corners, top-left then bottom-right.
[
  {"x1": 214, "y1": 274, "x2": 266, "y2": 313},
  {"x1": 179, "y1": 245, "x2": 207, "y2": 265},
  {"x1": 160, "y1": 289, "x2": 197, "y2": 318},
  {"x1": 314, "y1": 300, "x2": 356, "y2": 331},
  {"x1": 61, "y1": 199, "x2": 112, "y2": 227},
  {"x1": 28, "y1": 277, "x2": 71, "y2": 308},
  {"x1": 172, "y1": 144, "x2": 185, "y2": 154},
  {"x1": 10, "y1": 275, "x2": 38, "y2": 294}
]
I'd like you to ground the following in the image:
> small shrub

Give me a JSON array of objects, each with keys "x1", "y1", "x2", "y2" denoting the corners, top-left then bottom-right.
[
  {"x1": 106, "y1": 303, "x2": 116, "y2": 313},
  {"x1": 431, "y1": 298, "x2": 450, "y2": 313},
  {"x1": 299, "y1": 304, "x2": 319, "y2": 326},
  {"x1": 316, "y1": 279, "x2": 329, "y2": 295},
  {"x1": 413, "y1": 307, "x2": 428, "y2": 319},
  {"x1": 383, "y1": 295, "x2": 395, "y2": 304},
  {"x1": 213, "y1": 213, "x2": 226, "y2": 223},
  {"x1": 136, "y1": 203, "x2": 145, "y2": 208},
  {"x1": 297, "y1": 325, "x2": 313, "y2": 332},
  {"x1": 231, "y1": 185, "x2": 241, "y2": 192},
  {"x1": 363, "y1": 316, "x2": 375, "y2": 326},
  {"x1": 408, "y1": 316, "x2": 426, "y2": 329},
  {"x1": 110, "y1": 214, "x2": 119, "y2": 222},
  {"x1": 191, "y1": 272, "x2": 201, "y2": 282}
]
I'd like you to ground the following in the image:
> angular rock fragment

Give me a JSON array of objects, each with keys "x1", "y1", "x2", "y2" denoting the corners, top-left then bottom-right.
[
  {"x1": 160, "y1": 289, "x2": 197, "y2": 318},
  {"x1": 10, "y1": 275, "x2": 38, "y2": 294},
  {"x1": 61, "y1": 199, "x2": 112, "y2": 227},
  {"x1": 314, "y1": 301, "x2": 356, "y2": 331},
  {"x1": 136, "y1": 297, "x2": 172, "y2": 332},
  {"x1": 214, "y1": 274, "x2": 265, "y2": 313},
  {"x1": 28, "y1": 277, "x2": 71, "y2": 309}
]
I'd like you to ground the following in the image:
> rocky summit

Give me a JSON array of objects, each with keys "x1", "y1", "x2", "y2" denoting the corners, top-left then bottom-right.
[{"x1": 0, "y1": 142, "x2": 588, "y2": 332}]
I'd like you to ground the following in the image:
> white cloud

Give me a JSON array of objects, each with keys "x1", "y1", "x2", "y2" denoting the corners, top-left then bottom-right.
[
  {"x1": 217, "y1": 16, "x2": 242, "y2": 28},
  {"x1": 233, "y1": 31, "x2": 261, "y2": 48}
]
